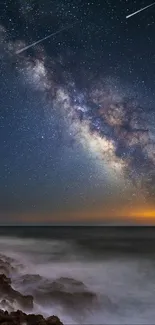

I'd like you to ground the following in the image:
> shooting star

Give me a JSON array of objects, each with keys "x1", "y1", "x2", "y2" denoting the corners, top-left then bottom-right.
[
  {"x1": 16, "y1": 24, "x2": 76, "y2": 54},
  {"x1": 126, "y1": 2, "x2": 155, "y2": 19}
]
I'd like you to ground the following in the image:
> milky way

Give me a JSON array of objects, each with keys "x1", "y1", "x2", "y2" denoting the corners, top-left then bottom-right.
[
  {"x1": 0, "y1": 0, "x2": 155, "y2": 220},
  {"x1": 5, "y1": 31, "x2": 154, "y2": 199}
]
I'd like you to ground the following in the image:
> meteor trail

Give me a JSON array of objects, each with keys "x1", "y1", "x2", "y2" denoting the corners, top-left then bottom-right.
[
  {"x1": 126, "y1": 2, "x2": 155, "y2": 19},
  {"x1": 16, "y1": 24, "x2": 75, "y2": 54}
]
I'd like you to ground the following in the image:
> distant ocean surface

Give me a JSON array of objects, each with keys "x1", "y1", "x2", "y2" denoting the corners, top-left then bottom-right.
[{"x1": 0, "y1": 226, "x2": 155, "y2": 324}]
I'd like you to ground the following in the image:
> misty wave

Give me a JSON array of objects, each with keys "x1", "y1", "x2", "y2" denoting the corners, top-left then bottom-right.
[{"x1": 0, "y1": 235, "x2": 155, "y2": 324}]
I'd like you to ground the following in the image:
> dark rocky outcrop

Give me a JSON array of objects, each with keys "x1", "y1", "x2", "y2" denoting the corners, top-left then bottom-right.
[
  {"x1": 15, "y1": 274, "x2": 97, "y2": 311},
  {"x1": 0, "y1": 273, "x2": 64, "y2": 324},
  {"x1": 0, "y1": 265, "x2": 97, "y2": 323},
  {"x1": 0, "y1": 274, "x2": 33, "y2": 311},
  {"x1": 0, "y1": 255, "x2": 15, "y2": 277},
  {"x1": 32, "y1": 276, "x2": 97, "y2": 311},
  {"x1": 0, "y1": 309, "x2": 63, "y2": 324},
  {"x1": 15, "y1": 274, "x2": 98, "y2": 314}
]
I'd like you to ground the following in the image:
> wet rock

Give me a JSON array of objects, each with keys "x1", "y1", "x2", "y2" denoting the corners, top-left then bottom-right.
[
  {"x1": 16, "y1": 294, "x2": 33, "y2": 310},
  {"x1": 56, "y1": 277, "x2": 87, "y2": 290},
  {"x1": 0, "y1": 299, "x2": 14, "y2": 312},
  {"x1": 10, "y1": 309, "x2": 26, "y2": 323},
  {"x1": 0, "y1": 274, "x2": 33, "y2": 311},
  {"x1": 0, "y1": 255, "x2": 15, "y2": 277},
  {"x1": 34, "y1": 276, "x2": 97, "y2": 311},
  {"x1": 0, "y1": 255, "x2": 15, "y2": 266},
  {"x1": 14, "y1": 274, "x2": 45, "y2": 293},
  {"x1": 0, "y1": 274, "x2": 11, "y2": 286},
  {"x1": 0, "y1": 309, "x2": 64, "y2": 325},
  {"x1": 26, "y1": 313, "x2": 46, "y2": 325},
  {"x1": 20, "y1": 274, "x2": 43, "y2": 284},
  {"x1": 12, "y1": 274, "x2": 98, "y2": 314},
  {"x1": 46, "y1": 315, "x2": 63, "y2": 325},
  {"x1": 47, "y1": 290, "x2": 96, "y2": 309}
]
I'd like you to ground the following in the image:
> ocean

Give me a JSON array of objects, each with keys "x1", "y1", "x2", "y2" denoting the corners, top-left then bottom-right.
[{"x1": 0, "y1": 226, "x2": 155, "y2": 324}]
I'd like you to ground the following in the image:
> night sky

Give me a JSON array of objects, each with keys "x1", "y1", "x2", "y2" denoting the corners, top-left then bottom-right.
[{"x1": 0, "y1": 0, "x2": 155, "y2": 224}]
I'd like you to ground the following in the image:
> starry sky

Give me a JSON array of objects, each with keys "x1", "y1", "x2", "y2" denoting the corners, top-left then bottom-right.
[{"x1": 0, "y1": 0, "x2": 155, "y2": 224}]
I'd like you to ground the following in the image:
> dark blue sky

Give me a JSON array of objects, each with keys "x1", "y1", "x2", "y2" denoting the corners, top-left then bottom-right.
[{"x1": 0, "y1": 0, "x2": 155, "y2": 223}]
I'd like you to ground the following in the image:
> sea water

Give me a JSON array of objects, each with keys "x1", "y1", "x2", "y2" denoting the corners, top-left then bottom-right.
[{"x1": 0, "y1": 226, "x2": 154, "y2": 324}]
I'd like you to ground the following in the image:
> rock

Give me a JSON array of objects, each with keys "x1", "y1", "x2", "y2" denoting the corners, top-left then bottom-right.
[
  {"x1": 0, "y1": 274, "x2": 11, "y2": 286},
  {"x1": 46, "y1": 315, "x2": 63, "y2": 325},
  {"x1": 16, "y1": 274, "x2": 96, "y2": 311},
  {"x1": 0, "y1": 255, "x2": 15, "y2": 277},
  {"x1": 10, "y1": 309, "x2": 26, "y2": 322},
  {"x1": 14, "y1": 274, "x2": 46, "y2": 294},
  {"x1": 1, "y1": 299, "x2": 14, "y2": 312},
  {"x1": 0, "y1": 274, "x2": 33, "y2": 311},
  {"x1": 47, "y1": 290, "x2": 96, "y2": 309},
  {"x1": 16, "y1": 294, "x2": 33, "y2": 310},
  {"x1": 26, "y1": 313, "x2": 46, "y2": 325},
  {"x1": 49, "y1": 277, "x2": 86, "y2": 292},
  {"x1": 17, "y1": 273, "x2": 97, "y2": 311},
  {"x1": 34, "y1": 276, "x2": 97, "y2": 311},
  {"x1": 20, "y1": 274, "x2": 43, "y2": 285},
  {"x1": 0, "y1": 309, "x2": 64, "y2": 325},
  {"x1": 58, "y1": 277, "x2": 86, "y2": 287}
]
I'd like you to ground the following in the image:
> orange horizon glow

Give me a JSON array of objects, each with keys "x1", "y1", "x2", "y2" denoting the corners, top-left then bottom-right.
[
  {"x1": 128, "y1": 209, "x2": 155, "y2": 220},
  {"x1": 2, "y1": 203, "x2": 155, "y2": 224}
]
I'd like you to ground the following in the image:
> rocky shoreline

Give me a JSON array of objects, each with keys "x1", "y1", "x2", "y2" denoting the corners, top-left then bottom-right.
[
  {"x1": 0, "y1": 309, "x2": 63, "y2": 324},
  {"x1": 0, "y1": 272, "x2": 64, "y2": 324},
  {"x1": 0, "y1": 253, "x2": 64, "y2": 324},
  {"x1": 0, "y1": 274, "x2": 63, "y2": 325},
  {"x1": 0, "y1": 252, "x2": 98, "y2": 324},
  {"x1": 0, "y1": 273, "x2": 64, "y2": 324}
]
